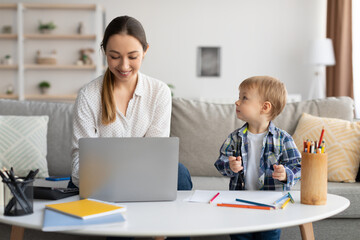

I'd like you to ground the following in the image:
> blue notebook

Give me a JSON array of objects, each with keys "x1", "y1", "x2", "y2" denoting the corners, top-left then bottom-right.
[{"x1": 42, "y1": 208, "x2": 126, "y2": 231}]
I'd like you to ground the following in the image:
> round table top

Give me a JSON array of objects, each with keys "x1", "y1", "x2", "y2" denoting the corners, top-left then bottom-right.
[{"x1": 0, "y1": 191, "x2": 350, "y2": 237}]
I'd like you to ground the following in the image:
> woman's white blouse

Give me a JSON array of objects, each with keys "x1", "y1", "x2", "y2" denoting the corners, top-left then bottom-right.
[{"x1": 71, "y1": 72, "x2": 172, "y2": 186}]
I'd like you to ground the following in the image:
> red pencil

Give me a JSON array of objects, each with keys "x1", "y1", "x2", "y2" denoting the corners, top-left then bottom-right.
[
  {"x1": 318, "y1": 127, "x2": 325, "y2": 148},
  {"x1": 217, "y1": 203, "x2": 272, "y2": 210},
  {"x1": 209, "y1": 192, "x2": 220, "y2": 204}
]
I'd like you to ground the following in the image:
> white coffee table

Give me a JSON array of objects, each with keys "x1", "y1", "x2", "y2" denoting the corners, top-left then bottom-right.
[{"x1": 0, "y1": 191, "x2": 349, "y2": 240}]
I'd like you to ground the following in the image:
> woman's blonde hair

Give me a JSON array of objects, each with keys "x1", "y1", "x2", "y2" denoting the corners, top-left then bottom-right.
[
  {"x1": 101, "y1": 16, "x2": 148, "y2": 125},
  {"x1": 239, "y1": 76, "x2": 287, "y2": 120}
]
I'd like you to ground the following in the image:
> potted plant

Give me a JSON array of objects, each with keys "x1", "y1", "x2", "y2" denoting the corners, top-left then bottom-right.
[
  {"x1": 3, "y1": 55, "x2": 12, "y2": 65},
  {"x1": 38, "y1": 21, "x2": 56, "y2": 34},
  {"x1": 38, "y1": 81, "x2": 51, "y2": 94}
]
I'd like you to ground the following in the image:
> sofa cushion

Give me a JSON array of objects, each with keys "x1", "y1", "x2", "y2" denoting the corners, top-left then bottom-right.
[
  {"x1": 0, "y1": 115, "x2": 49, "y2": 177},
  {"x1": 171, "y1": 97, "x2": 355, "y2": 177},
  {"x1": 171, "y1": 98, "x2": 245, "y2": 177},
  {"x1": 0, "y1": 99, "x2": 73, "y2": 176},
  {"x1": 293, "y1": 113, "x2": 360, "y2": 182},
  {"x1": 273, "y1": 96, "x2": 354, "y2": 135}
]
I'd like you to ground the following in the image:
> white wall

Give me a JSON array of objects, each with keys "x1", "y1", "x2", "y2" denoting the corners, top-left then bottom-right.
[{"x1": 2, "y1": 0, "x2": 327, "y2": 101}]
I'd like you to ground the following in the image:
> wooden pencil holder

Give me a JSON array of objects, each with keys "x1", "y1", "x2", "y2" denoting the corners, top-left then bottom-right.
[{"x1": 300, "y1": 152, "x2": 328, "y2": 205}]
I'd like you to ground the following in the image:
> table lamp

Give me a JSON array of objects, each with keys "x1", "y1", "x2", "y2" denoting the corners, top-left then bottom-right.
[{"x1": 307, "y1": 38, "x2": 336, "y2": 99}]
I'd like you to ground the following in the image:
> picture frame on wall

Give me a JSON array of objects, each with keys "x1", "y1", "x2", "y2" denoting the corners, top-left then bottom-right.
[{"x1": 197, "y1": 47, "x2": 221, "y2": 77}]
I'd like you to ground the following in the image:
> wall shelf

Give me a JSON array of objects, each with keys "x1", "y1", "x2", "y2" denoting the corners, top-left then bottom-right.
[
  {"x1": 24, "y1": 34, "x2": 96, "y2": 40},
  {"x1": 0, "y1": 34, "x2": 17, "y2": 39},
  {"x1": 0, "y1": 65, "x2": 18, "y2": 70},
  {"x1": 0, "y1": 94, "x2": 18, "y2": 99},
  {"x1": 25, "y1": 94, "x2": 77, "y2": 101},
  {"x1": 0, "y1": 2, "x2": 104, "y2": 101},
  {"x1": 0, "y1": 3, "x2": 17, "y2": 9},
  {"x1": 22, "y1": 3, "x2": 97, "y2": 10},
  {"x1": 25, "y1": 64, "x2": 96, "y2": 70}
]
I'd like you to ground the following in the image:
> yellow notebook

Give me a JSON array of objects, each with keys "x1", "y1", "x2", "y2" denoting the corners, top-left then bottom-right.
[{"x1": 45, "y1": 199, "x2": 126, "y2": 220}]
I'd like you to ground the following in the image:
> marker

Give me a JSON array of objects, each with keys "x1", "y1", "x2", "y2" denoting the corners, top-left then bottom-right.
[
  {"x1": 236, "y1": 198, "x2": 276, "y2": 209},
  {"x1": 280, "y1": 198, "x2": 291, "y2": 209},
  {"x1": 209, "y1": 192, "x2": 220, "y2": 204},
  {"x1": 217, "y1": 203, "x2": 272, "y2": 210}
]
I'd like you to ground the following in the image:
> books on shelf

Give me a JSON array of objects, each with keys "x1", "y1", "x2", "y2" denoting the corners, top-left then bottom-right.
[
  {"x1": 45, "y1": 198, "x2": 126, "y2": 219},
  {"x1": 42, "y1": 208, "x2": 126, "y2": 231}
]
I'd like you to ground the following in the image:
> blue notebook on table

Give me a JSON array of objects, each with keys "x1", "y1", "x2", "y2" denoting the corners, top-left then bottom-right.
[{"x1": 42, "y1": 209, "x2": 126, "y2": 231}]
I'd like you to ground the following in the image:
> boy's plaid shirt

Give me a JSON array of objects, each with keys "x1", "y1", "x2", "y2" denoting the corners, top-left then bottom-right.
[{"x1": 214, "y1": 122, "x2": 301, "y2": 191}]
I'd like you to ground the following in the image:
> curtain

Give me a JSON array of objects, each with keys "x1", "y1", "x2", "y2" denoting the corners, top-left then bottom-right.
[{"x1": 326, "y1": 0, "x2": 353, "y2": 98}]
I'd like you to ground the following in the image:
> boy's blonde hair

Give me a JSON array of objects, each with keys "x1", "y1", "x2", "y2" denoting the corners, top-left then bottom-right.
[{"x1": 239, "y1": 76, "x2": 287, "y2": 120}]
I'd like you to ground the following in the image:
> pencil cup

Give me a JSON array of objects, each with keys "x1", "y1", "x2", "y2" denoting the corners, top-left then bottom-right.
[
  {"x1": 301, "y1": 152, "x2": 327, "y2": 205},
  {"x1": 3, "y1": 179, "x2": 34, "y2": 216}
]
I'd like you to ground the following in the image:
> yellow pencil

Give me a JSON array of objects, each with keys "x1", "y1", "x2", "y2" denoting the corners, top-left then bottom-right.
[{"x1": 280, "y1": 198, "x2": 291, "y2": 209}]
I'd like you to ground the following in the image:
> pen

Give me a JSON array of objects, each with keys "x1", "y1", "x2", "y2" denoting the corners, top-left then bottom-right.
[
  {"x1": 217, "y1": 203, "x2": 272, "y2": 210},
  {"x1": 236, "y1": 198, "x2": 276, "y2": 209},
  {"x1": 280, "y1": 197, "x2": 291, "y2": 209},
  {"x1": 209, "y1": 192, "x2": 220, "y2": 204}
]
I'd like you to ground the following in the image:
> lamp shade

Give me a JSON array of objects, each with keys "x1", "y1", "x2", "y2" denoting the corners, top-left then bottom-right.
[{"x1": 308, "y1": 38, "x2": 336, "y2": 66}]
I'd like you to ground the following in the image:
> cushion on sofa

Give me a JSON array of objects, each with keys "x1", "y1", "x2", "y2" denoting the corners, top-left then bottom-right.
[
  {"x1": 273, "y1": 96, "x2": 354, "y2": 135},
  {"x1": 171, "y1": 97, "x2": 355, "y2": 177},
  {"x1": 293, "y1": 113, "x2": 360, "y2": 182},
  {"x1": 0, "y1": 99, "x2": 73, "y2": 176},
  {"x1": 0, "y1": 115, "x2": 49, "y2": 177}
]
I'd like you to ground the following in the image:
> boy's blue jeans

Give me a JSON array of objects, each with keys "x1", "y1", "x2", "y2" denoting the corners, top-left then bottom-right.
[
  {"x1": 230, "y1": 229, "x2": 281, "y2": 240},
  {"x1": 69, "y1": 163, "x2": 193, "y2": 240}
]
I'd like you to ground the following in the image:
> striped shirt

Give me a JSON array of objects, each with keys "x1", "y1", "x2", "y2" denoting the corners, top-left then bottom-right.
[{"x1": 214, "y1": 122, "x2": 301, "y2": 191}]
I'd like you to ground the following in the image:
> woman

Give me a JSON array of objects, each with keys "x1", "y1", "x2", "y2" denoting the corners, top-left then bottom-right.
[{"x1": 69, "y1": 16, "x2": 192, "y2": 194}]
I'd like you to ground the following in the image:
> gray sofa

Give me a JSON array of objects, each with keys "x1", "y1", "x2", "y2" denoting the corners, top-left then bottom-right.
[{"x1": 0, "y1": 97, "x2": 359, "y2": 240}]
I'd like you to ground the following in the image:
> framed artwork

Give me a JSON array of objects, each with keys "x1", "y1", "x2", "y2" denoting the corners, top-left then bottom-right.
[{"x1": 197, "y1": 47, "x2": 221, "y2": 77}]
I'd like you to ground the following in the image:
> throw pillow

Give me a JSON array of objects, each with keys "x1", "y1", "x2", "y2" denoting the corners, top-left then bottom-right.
[
  {"x1": 292, "y1": 113, "x2": 360, "y2": 182},
  {"x1": 0, "y1": 115, "x2": 49, "y2": 178}
]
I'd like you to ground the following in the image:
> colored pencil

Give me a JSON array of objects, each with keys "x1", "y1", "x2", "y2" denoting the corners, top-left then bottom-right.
[
  {"x1": 273, "y1": 193, "x2": 290, "y2": 205},
  {"x1": 236, "y1": 198, "x2": 276, "y2": 209},
  {"x1": 280, "y1": 198, "x2": 291, "y2": 209},
  {"x1": 209, "y1": 192, "x2": 220, "y2": 204},
  {"x1": 217, "y1": 203, "x2": 272, "y2": 210},
  {"x1": 318, "y1": 127, "x2": 325, "y2": 148}
]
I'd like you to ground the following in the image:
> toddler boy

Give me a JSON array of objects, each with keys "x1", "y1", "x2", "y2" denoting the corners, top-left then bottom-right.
[{"x1": 214, "y1": 76, "x2": 301, "y2": 240}]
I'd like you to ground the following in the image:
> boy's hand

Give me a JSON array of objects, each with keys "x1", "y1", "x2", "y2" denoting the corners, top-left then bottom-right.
[
  {"x1": 229, "y1": 156, "x2": 243, "y2": 173},
  {"x1": 272, "y1": 164, "x2": 287, "y2": 182}
]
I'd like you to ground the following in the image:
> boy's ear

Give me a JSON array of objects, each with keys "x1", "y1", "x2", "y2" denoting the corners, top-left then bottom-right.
[{"x1": 261, "y1": 101, "x2": 272, "y2": 114}]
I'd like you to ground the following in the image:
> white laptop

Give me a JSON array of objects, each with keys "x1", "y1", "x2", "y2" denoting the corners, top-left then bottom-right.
[{"x1": 79, "y1": 137, "x2": 179, "y2": 202}]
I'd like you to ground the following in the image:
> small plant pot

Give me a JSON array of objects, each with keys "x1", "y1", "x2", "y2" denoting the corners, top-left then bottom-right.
[
  {"x1": 40, "y1": 87, "x2": 49, "y2": 94},
  {"x1": 39, "y1": 29, "x2": 53, "y2": 34}
]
